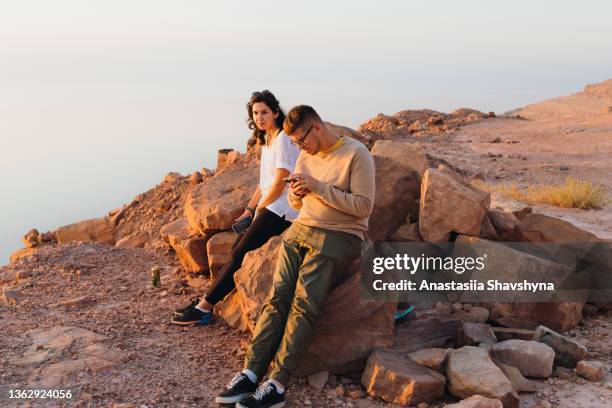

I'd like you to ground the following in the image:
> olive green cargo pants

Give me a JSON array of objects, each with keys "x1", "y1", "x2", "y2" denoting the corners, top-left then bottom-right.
[{"x1": 244, "y1": 222, "x2": 362, "y2": 384}]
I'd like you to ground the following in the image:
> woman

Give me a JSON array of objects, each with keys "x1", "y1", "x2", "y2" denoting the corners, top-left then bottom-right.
[{"x1": 172, "y1": 90, "x2": 300, "y2": 325}]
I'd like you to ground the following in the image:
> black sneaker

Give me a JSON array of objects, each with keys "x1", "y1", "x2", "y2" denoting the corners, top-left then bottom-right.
[
  {"x1": 173, "y1": 297, "x2": 201, "y2": 316},
  {"x1": 215, "y1": 373, "x2": 258, "y2": 404},
  {"x1": 236, "y1": 381, "x2": 285, "y2": 408},
  {"x1": 171, "y1": 307, "x2": 213, "y2": 326}
]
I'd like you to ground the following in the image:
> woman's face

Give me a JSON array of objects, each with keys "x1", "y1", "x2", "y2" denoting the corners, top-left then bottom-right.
[{"x1": 252, "y1": 102, "x2": 279, "y2": 132}]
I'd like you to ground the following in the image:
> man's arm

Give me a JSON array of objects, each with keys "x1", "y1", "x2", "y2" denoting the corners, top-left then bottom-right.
[{"x1": 310, "y1": 148, "x2": 375, "y2": 218}]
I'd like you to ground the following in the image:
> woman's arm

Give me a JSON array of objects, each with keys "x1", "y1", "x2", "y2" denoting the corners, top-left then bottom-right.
[
  {"x1": 236, "y1": 185, "x2": 261, "y2": 221},
  {"x1": 257, "y1": 168, "x2": 290, "y2": 212}
]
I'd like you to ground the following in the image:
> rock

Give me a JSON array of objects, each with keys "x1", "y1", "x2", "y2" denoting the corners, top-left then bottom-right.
[
  {"x1": 10, "y1": 326, "x2": 128, "y2": 387},
  {"x1": 163, "y1": 172, "x2": 182, "y2": 183},
  {"x1": 490, "y1": 340, "x2": 554, "y2": 378},
  {"x1": 0, "y1": 269, "x2": 19, "y2": 283},
  {"x1": 390, "y1": 222, "x2": 423, "y2": 242},
  {"x1": 445, "y1": 395, "x2": 503, "y2": 408},
  {"x1": 419, "y1": 168, "x2": 490, "y2": 243},
  {"x1": 325, "y1": 122, "x2": 373, "y2": 148},
  {"x1": 490, "y1": 137, "x2": 502, "y2": 143},
  {"x1": 582, "y1": 303, "x2": 599, "y2": 319},
  {"x1": 492, "y1": 360, "x2": 537, "y2": 393},
  {"x1": 2, "y1": 287, "x2": 24, "y2": 305},
  {"x1": 407, "y1": 348, "x2": 451, "y2": 371},
  {"x1": 361, "y1": 350, "x2": 446, "y2": 405},
  {"x1": 534, "y1": 325, "x2": 587, "y2": 368},
  {"x1": 479, "y1": 213, "x2": 498, "y2": 240},
  {"x1": 115, "y1": 232, "x2": 149, "y2": 248},
  {"x1": 9, "y1": 247, "x2": 37, "y2": 264},
  {"x1": 512, "y1": 207, "x2": 532, "y2": 220},
  {"x1": 189, "y1": 171, "x2": 203, "y2": 184},
  {"x1": 40, "y1": 231, "x2": 56, "y2": 243},
  {"x1": 394, "y1": 313, "x2": 463, "y2": 353},
  {"x1": 161, "y1": 219, "x2": 209, "y2": 274},
  {"x1": 185, "y1": 165, "x2": 258, "y2": 234},
  {"x1": 55, "y1": 217, "x2": 115, "y2": 245},
  {"x1": 454, "y1": 307, "x2": 490, "y2": 324},
  {"x1": 368, "y1": 140, "x2": 428, "y2": 242},
  {"x1": 22, "y1": 229, "x2": 41, "y2": 248},
  {"x1": 603, "y1": 106, "x2": 612, "y2": 113},
  {"x1": 307, "y1": 370, "x2": 329, "y2": 391},
  {"x1": 491, "y1": 327, "x2": 536, "y2": 342},
  {"x1": 487, "y1": 209, "x2": 521, "y2": 241},
  {"x1": 217, "y1": 149, "x2": 241, "y2": 170},
  {"x1": 575, "y1": 361, "x2": 604, "y2": 382},
  {"x1": 446, "y1": 346, "x2": 518, "y2": 408},
  {"x1": 486, "y1": 302, "x2": 583, "y2": 333},
  {"x1": 552, "y1": 366, "x2": 573, "y2": 380},
  {"x1": 515, "y1": 213, "x2": 600, "y2": 243},
  {"x1": 215, "y1": 292, "x2": 249, "y2": 332},
  {"x1": 206, "y1": 231, "x2": 236, "y2": 278},
  {"x1": 49, "y1": 295, "x2": 96, "y2": 309},
  {"x1": 458, "y1": 323, "x2": 497, "y2": 346},
  {"x1": 233, "y1": 237, "x2": 283, "y2": 329}
]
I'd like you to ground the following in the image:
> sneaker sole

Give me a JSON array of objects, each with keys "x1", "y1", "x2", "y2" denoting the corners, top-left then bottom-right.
[
  {"x1": 170, "y1": 317, "x2": 213, "y2": 326},
  {"x1": 215, "y1": 392, "x2": 253, "y2": 404},
  {"x1": 236, "y1": 402, "x2": 285, "y2": 408}
]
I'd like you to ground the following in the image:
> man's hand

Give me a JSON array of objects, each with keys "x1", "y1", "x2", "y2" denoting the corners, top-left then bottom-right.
[{"x1": 290, "y1": 173, "x2": 319, "y2": 197}]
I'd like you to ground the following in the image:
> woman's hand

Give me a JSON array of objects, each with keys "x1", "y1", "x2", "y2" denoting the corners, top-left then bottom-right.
[{"x1": 234, "y1": 209, "x2": 252, "y2": 222}]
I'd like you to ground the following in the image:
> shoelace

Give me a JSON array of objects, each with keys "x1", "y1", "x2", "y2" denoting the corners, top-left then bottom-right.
[
  {"x1": 227, "y1": 373, "x2": 246, "y2": 389},
  {"x1": 254, "y1": 382, "x2": 274, "y2": 400}
]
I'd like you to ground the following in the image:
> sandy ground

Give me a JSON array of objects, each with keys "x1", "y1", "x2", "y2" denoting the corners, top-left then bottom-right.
[{"x1": 1, "y1": 243, "x2": 611, "y2": 408}]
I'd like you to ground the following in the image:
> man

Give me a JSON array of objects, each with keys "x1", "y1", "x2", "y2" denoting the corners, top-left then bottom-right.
[{"x1": 216, "y1": 105, "x2": 375, "y2": 408}]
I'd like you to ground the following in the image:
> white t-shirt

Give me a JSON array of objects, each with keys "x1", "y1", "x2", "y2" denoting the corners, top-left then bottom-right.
[{"x1": 259, "y1": 131, "x2": 301, "y2": 221}]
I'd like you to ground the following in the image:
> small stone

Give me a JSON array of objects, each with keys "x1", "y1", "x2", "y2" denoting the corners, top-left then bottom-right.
[
  {"x1": 575, "y1": 360, "x2": 604, "y2": 382},
  {"x1": 307, "y1": 370, "x2": 329, "y2": 391},
  {"x1": 408, "y1": 348, "x2": 451, "y2": 371},
  {"x1": 552, "y1": 366, "x2": 573, "y2": 380},
  {"x1": 445, "y1": 395, "x2": 503, "y2": 407},
  {"x1": 559, "y1": 165, "x2": 569, "y2": 171},
  {"x1": 534, "y1": 325, "x2": 587, "y2": 368}
]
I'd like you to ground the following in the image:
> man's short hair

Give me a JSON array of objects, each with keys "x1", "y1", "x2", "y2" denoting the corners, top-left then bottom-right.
[{"x1": 283, "y1": 105, "x2": 322, "y2": 135}]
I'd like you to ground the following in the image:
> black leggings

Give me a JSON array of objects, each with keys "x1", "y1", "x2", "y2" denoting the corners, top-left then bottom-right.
[{"x1": 205, "y1": 208, "x2": 291, "y2": 305}]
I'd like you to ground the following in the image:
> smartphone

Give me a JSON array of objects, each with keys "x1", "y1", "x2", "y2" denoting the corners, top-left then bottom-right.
[
  {"x1": 231, "y1": 215, "x2": 253, "y2": 234},
  {"x1": 283, "y1": 177, "x2": 298, "y2": 183}
]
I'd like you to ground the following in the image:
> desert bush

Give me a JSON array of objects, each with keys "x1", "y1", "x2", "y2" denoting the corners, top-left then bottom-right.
[{"x1": 472, "y1": 177, "x2": 608, "y2": 210}]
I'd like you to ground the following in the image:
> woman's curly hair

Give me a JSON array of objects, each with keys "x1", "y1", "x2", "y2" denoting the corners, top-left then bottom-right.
[{"x1": 246, "y1": 90, "x2": 286, "y2": 147}]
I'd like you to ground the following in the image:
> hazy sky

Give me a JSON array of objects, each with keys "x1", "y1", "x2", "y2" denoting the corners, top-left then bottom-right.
[{"x1": 1, "y1": 0, "x2": 611, "y2": 262}]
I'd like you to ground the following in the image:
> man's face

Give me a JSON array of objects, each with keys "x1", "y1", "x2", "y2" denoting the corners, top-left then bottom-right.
[{"x1": 290, "y1": 123, "x2": 319, "y2": 155}]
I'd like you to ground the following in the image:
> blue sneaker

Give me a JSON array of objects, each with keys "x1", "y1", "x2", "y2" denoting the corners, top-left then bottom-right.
[{"x1": 171, "y1": 306, "x2": 213, "y2": 326}]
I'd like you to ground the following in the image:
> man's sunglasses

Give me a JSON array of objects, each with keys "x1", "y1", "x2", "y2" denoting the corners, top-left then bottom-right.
[{"x1": 291, "y1": 124, "x2": 313, "y2": 148}]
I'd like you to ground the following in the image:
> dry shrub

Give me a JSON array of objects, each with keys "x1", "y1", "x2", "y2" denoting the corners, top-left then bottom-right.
[{"x1": 472, "y1": 177, "x2": 608, "y2": 210}]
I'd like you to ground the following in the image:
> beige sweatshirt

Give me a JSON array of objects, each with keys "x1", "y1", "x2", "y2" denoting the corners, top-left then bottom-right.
[{"x1": 288, "y1": 136, "x2": 375, "y2": 239}]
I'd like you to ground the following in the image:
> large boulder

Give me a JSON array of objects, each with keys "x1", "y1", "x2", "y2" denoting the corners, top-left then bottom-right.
[
  {"x1": 490, "y1": 340, "x2": 555, "y2": 378},
  {"x1": 161, "y1": 219, "x2": 209, "y2": 274},
  {"x1": 361, "y1": 350, "x2": 446, "y2": 405},
  {"x1": 223, "y1": 239, "x2": 396, "y2": 377},
  {"x1": 446, "y1": 346, "x2": 518, "y2": 408},
  {"x1": 419, "y1": 168, "x2": 490, "y2": 243},
  {"x1": 368, "y1": 140, "x2": 428, "y2": 242},
  {"x1": 206, "y1": 231, "x2": 237, "y2": 278},
  {"x1": 55, "y1": 217, "x2": 115, "y2": 245},
  {"x1": 185, "y1": 165, "x2": 258, "y2": 234}
]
